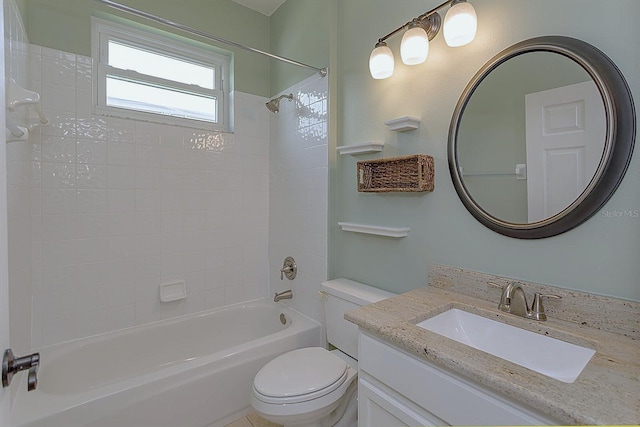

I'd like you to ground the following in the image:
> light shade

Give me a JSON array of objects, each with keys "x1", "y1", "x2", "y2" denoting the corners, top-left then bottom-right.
[
  {"x1": 401, "y1": 25, "x2": 429, "y2": 65},
  {"x1": 369, "y1": 42, "x2": 395, "y2": 79},
  {"x1": 443, "y1": 1, "x2": 477, "y2": 47}
]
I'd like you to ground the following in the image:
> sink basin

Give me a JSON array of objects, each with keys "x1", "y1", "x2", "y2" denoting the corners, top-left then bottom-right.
[{"x1": 416, "y1": 309, "x2": 595, "y2": 383}]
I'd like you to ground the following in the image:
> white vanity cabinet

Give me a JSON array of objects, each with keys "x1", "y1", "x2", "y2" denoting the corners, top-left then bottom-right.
[{"x1": 358, "y1": 333, "x2": 560, "y2": 427}]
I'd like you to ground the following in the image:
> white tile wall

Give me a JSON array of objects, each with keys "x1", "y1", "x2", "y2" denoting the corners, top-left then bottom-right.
[
  {"x1": 22, "y1": 45, "x2": 270, "y2": 348},
  {"x1": 269, "y1": 74, "x2": 329, "y2": 327},
  {"x1": 6, "y1": 29, "x2": 329, "y2": 350},
  {"x1": 5, "y1": 0, "x2": 34, "y2": 356}
]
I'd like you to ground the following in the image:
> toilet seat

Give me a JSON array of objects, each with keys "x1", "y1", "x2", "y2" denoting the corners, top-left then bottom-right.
[{"x1": 252, "y1": 347, "x2": 348, "y2": 404}]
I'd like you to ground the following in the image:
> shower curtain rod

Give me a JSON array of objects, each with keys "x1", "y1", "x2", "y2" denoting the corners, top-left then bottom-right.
[{"x1": 94, "y1": 0, "x2": 328, "y2": 77}]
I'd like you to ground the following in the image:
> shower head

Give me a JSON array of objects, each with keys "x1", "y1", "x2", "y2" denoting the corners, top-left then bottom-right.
[{"x1": 266, "y1": 93, "x2": 294, "y2": 113}]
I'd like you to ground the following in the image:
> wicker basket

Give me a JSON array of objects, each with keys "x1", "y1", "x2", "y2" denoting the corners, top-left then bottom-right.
[{"x1": 357, "y1": 154, "x2": 434, "y2": 192}]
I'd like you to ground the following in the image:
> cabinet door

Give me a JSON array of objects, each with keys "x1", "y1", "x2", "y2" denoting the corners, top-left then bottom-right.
[
  {"x1": 359, "y1": 333, "x2": 559, "y2": 426},
  {"x1": 359, "y1": 377, "x2": 447, "y2": 427}
]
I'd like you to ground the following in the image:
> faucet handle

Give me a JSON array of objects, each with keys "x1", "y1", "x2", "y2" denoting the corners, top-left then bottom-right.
[
  {"x1": 2, "y1": 349, "x2": 40, "y2": 391},
  {"x1": 280, "y1": 257, "x2": 297, "y2": 281},
  {"x1": 530, "y1": 293, "x2": 562, "y2": 321}
]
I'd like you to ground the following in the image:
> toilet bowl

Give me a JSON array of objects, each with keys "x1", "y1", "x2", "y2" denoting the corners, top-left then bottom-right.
[
  {"x1": 250, "y1": 347, "x2": 357, "y2": 427},
  {"x1": 250, "y1": 279, "x2": 395, "y2": 427}
]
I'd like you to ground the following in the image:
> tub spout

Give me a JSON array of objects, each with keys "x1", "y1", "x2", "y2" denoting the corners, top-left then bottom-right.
[{"x1": 274, "y1": 290, "x2": 293, "y2": 302}]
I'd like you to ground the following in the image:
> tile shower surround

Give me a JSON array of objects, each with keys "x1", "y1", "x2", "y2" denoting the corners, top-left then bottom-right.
[
  {"x1": 268, "y1": 74, "x2": 329, "y2": 326},
  {"x1": 6, "y1": 0, "x2": 33, "y2": 358},
  {"x1": 19, "y1": 45, "x2": 279, "y2": 347}
]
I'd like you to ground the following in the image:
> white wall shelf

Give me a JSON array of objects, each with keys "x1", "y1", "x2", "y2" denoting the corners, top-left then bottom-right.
[
  {"x1": 384, "y1": 116, "x2": 421, "y2": 132},
  {"x1": 6, "y1": 117, "x2": 28, "y2": 142},
  {"x1": 6, "y1": 78, "x2": 49, "y2": 142},
  {"x1": 7, "y1": 78, "x2": 49, "y2": 124},
  {"x1": 338, "y1": 222, "x2": 410, "y2": 238},
  {"x1": 337, "y1": 142, "x2": 384, "y2": 156}
]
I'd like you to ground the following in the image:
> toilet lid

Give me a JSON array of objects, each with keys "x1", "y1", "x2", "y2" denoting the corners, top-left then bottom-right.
[{"x1": 253, "y1": 347, "x2": 347, "y2": 400}]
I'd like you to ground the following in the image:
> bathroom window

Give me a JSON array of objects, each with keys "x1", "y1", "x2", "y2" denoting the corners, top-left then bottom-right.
[{"x1": 92, "y1": 18, "x2": 230, "y2": 131}]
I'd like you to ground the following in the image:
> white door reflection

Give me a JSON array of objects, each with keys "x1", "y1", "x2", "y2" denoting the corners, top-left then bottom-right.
[{"x1": 525, "y1": 81, "x2": 605, "y2": 222}]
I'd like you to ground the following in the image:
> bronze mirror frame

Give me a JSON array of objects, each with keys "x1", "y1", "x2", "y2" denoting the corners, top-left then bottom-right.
[{"x1": 448, "y1": 36, "x2": 635, "y2": 239}]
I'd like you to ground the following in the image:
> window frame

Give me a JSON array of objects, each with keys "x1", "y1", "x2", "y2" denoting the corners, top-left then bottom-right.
[{"x1": 91, "y1": 17, "x2": 231, "y2": 131}]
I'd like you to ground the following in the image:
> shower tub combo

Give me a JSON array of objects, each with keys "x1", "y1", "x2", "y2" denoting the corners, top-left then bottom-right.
[{"x1": 10, "y1": 300, "x2": 322, "y2": 427}]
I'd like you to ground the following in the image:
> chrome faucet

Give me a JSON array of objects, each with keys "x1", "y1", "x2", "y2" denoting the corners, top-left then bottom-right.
[
  {"x1": 2, "y1": 349, "x2": 40, "y2": 391},
  {"x1": 274, "y1": 289, "x2": 293, "y2": 302},
  {"x1": 280, "y1": 257, "x2": 297, "y2": 280},
  {"x1": 490, "y1": 282, "x2": 561, "y2": 321},
  {"x1": 498, "y1": 282, "x2": 529, "y2": 317}
]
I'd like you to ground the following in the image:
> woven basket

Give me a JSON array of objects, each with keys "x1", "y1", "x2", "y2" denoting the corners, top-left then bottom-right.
[{"x1": 357, "y1": 154, "x2": 434, "y2": 192}]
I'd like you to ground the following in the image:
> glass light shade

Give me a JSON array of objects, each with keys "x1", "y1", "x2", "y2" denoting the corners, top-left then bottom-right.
[
  {"x1": 369, "y1": 43, "x2": 395, "y2": 79},
  {"x1": 401, "y1": 26, "x2": 429, "y2": 65},
  {"x1": 443, "y1": 1, "x2": 477, "y2": 47}
]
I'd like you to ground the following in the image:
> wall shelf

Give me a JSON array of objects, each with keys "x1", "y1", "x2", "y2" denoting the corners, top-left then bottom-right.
[
  {"x1": 338, "y1": 222, "x2": 410, "y2": 238},
  {"x1": 384, "y1": 116, "x2": 421, "y2": 132},
  {"x1": 337, "y1": 142, "x2": 384, "y2": 156},
  {"x1": 6, "y1": 79, "x2": 48, "y2": 142},
  {"x1": 5, "y1": 117, "x2": 28, "y2": 142}
]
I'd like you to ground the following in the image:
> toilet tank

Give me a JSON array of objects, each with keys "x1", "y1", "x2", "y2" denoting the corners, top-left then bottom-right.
[{"x1": 322, "y1": 278, "x2": 395, "y2": 360}]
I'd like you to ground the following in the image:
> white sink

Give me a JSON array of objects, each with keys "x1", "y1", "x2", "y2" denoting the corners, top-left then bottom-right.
[{"x1": 416, "y1": 309, "x2": 595, "y2": 383}]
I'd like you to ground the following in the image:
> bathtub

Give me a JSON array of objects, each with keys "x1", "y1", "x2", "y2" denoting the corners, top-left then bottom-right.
[{"x1": 10, "y1": 300, "x2": 322, "y2": 427}]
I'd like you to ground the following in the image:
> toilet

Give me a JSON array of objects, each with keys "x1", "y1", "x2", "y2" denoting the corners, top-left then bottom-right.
[{"x1": 250, "y1": 279, "x2": 394, "y2": 427}]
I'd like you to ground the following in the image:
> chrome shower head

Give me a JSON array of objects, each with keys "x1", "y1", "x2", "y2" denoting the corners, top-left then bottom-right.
[{"x1": 266, "y1": 93, "x2": 294, "y2": 113}]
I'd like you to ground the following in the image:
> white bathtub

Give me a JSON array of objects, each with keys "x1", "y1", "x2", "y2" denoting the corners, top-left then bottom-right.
[{"x1": 10, "y1": 300, "x2": 322, "y2": 427}]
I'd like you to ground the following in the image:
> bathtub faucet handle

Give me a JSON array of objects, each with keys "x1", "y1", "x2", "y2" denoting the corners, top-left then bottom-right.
[
  {"x1": 280, "y1": 265, "x2": 292, "y2": 280},
  {"x1": 2, "y1": 348, "x2": 40, "y2": 392},
  {"x1": 280, "y1": 256, "x2": 297, "y2": 280},
  {"x1": 27, "y1": 364, "x2": 38, "y2": 391}
]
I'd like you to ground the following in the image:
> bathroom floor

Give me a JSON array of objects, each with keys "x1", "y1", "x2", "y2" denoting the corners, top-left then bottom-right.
[{"x1": 224, "y1": 412, "x2": 282, "y2": 427}]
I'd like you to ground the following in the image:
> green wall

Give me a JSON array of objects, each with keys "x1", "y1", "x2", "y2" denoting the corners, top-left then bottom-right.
[
  {"x1": 22, "y1": 0, "x2": 331, "y2": 98},
  {"x1": 269, "y1": 0, "x2": 329, "y2": 96},
  {"x1": 24, "y1": 0, "x2": 271, "y2": 96},
  {"x1": 331, "y1": 0, "x2": 640, "y2": 301}
]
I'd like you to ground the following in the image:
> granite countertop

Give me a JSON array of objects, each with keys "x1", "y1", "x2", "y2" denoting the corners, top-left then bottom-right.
[{"x1": 345, "y1": 283, "x2": 640, "y2": 425}]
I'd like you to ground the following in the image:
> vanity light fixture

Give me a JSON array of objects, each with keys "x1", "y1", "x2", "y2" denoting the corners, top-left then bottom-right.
[
  {"x1": 443, "y1": 0, "x2": 478, "y2": 47},
  {"x1": 400, "y1": 19, "x2": 430, "y2": 65},
  {"x1": 369, "y1": 0, "x2": 477, "y2": 79},
  {"x1": 369, "y1": 41, "x2": 395, "y2": 80}
]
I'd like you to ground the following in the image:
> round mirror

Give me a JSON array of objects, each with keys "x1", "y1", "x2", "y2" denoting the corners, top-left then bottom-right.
[{"x1": 448, "y1": 36, "x2": 635, "y2": 239}]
